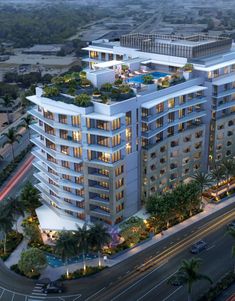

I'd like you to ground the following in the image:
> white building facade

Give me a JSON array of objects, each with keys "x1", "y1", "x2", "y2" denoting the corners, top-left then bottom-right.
[{"x1": 28, "y1": 34, "x2": 235, "y2": 230}]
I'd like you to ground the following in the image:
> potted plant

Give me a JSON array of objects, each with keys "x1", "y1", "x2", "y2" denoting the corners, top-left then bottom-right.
[
  {"x1": 43, "y1": 86, "x2": 60, "y2": 97},
  {"x1": 119, "y1": 84, "x2": 131, "y2": 94},
  {"x1": 80, "y1": 78, "x2": 92, "y2": 88},
  {"x1": 79, "y1": 71, "x2": 87, "y2": 79},
  {"x1": 74, "y1": 94, "x2": 92, "y2": 107},
  {"x1": 101, "y1": 83, "x2": 113, "y2": 93},
  {"x1": 143, "y1": 75, "x2": 154, "y2": 85},
  {"x1": 114, "y1": 78, "x2": 123, "y2": 86},
  {"x1": 161, "y1": 78, "x2": 170, "y2": 88},
  {"x1": 92, "y1": 88, "x2": 101, "y2": 98},
  {"x1": 101, "y1": 94, "x2": 109, "y2": 104}
]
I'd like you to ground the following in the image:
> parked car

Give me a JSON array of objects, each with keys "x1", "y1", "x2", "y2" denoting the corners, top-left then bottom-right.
[
  {"x1": 227, "y1": 221, "x2": 235, "y2": 230},
  {"x1": 190, "y1": 240, "x2": 207, "y2": 254},
  {"x1": 43, "y1": 281, "x2": 64, "y2": 294}
]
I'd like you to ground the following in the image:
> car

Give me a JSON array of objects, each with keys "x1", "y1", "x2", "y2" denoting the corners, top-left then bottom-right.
[
  {"x1": 227, "y1": 221, "x2": 235, "y2": 230},
  {"x1": 169, "y1": 277, "x2": 183, "y2": 286},
  {"x1": 190, "y1": 240, "x2": 207, "y2": 254},
  {"x1": 42, "y1": 281, "x2": 64, "y2": 294}
]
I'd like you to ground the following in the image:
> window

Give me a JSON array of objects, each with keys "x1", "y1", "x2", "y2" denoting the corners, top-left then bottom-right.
[
  {"x1": 126, "y1": 111, "x2": 132, "y2": 126},
  {"x1": 72, "y1": 131, "x2": 81, "y2": 142},
  {"x1": 168, "y1": 99, "x2": 175, "y2": 108},
  {"x1": 168, "y1": 112, "x2": 175, "y2": 123},
  {"x1": 59, "y1": 114, "x2": 67, "y2": 124},
  {"x1": 72, "y1": 115, "x2": 80, "y2": 126},
  {"x1": 60, "y1": 130, "x2": 68, "y2": 140},
  {"x1": 156, "y1": 103, "x2": 164, "y2": 113},
  {"x1": 61, "y1": 161, "x2": 70, "y2": 168},
  {"x1": 61, "y1": 145, "x2": 69, "y2": 155},
  {"x1": 115, "y1": 166, "x2": 124, "y2": 176},
  {"x1": 156, "y1": 117, "x2": 163, "y2": 128},
  {"x1": 74, "y1": 147, "x2": 82, "y2": 158}
]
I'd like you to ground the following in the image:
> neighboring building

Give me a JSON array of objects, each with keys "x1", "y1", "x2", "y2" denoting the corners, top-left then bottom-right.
[
  {"x1": 28, "y1": 33, "x2": 235, "y2": 231},
  {"x1": 22, "y1": 44, "x2": 70, "y2": 56}
]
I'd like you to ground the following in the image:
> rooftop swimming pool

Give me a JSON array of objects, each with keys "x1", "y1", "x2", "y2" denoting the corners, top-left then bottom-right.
[
  {"x1": 46, "y1": 253, "x2": 97, "y2": 268},
  {"x1": 127, "y1": 71, "x2": 170, "y2": 84}
]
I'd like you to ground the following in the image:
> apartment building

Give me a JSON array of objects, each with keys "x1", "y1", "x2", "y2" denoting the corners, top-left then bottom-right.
[{"x1": 28, "y1": 34, "x2": 235, "y2": 230}]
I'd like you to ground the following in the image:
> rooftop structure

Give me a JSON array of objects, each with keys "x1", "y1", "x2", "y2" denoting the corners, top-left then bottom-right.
[{"x1": 120, "y1": 33, "x2": 232, "y2": 58}]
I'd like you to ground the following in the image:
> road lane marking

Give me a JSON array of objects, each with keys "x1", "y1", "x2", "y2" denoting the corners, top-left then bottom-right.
[
  {"x1": 162, "y1": 286, "x2": 183, "y2": 301},
  {"x1": 110, "y1": 261, "x2": 167, "y2": 301},
  {"x1": 85, "y1": 287, "x2": 106, "y2": 301},
  {"x1": 136, "y1": 271, "x2": 178, "y2": 301},
  {"x1": 0, "y1": 289, "x2": 5, "y2": 298},
  {"x1": 11, "y1": 293, "x2": 15, "y2": 301},
  {"x1": 207, "y1": 245, "x2": 215, "y2": 251}
]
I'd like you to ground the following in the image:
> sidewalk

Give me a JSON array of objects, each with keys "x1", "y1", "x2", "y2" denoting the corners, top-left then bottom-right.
[
  {"x1": 5, "y1": 215, "x2": 29, "y2": 268},
  {"x1": 40, "y1": 195, "x2": 235, "y2": 280}
]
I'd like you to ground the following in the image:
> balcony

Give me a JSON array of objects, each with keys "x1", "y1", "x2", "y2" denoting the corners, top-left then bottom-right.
[
  {"x1": 31, "y1": 136, "x2": 82, "y2": 164},
  {"x1": 29, "y1": 108, "x2": 81, "y2": 131},
  {"x1": 32, "y1": 148, "x2": 83, "y2": 177},
  {"x1": 36, "y1": 183, "x2": 84, "y2": 214},
  {"x1": 215, "y1": 99, "x2": 235, "y2": 112},
  {"x1": 34, "y1": 172, "x2": 84, "y2": 202},
  {"x1": 142, "y1": 111, "x2": 206, "y2": 139},
  {"x1": 84, "y1": 125, "x2": 126, "y2": 137},
  {"x1": 84, "y1": 141, "x2": 126, "y2": 154},
  {"x1": 30, "y1": 123, "x2": 81, "y2": 147},
  {"x1": 141, "y1": 97, "x2": 207, "y2": 124}
]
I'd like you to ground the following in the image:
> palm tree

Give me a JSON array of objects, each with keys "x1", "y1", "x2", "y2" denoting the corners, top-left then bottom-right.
[
  {"x1": 2, "y1": 95, "x2": 14, "y2": 125},
  {"x1": 20, "y1": 115, "x2": 33, "y2": 140},
  {"x1": 170, "y1": 258, "x2": 212, "y2": 301},
  {"x1": 89, "y1": 223, "x2": 111, "y2": 267},
  {"x1": 75, "y1": 224, "x2": 90, "y2": 273},
  {"x1": 210, "y1": 166, "x2": 225, "y2": 200},
  {"x1": 0, "y1": 203, "x2": 14, "y2": 254},
  {"x1": 1, "y1": 128, "x2": 22, "y2": 161},
  {"x1": 192, "y1": 171, "x2": 212, "y2": 206},
  {"x1": 55, "y1": 231, "x2": 77, "y2": 278},
  {"x1": 220, "y1": 158, "x2": 235, "y2": 194}
]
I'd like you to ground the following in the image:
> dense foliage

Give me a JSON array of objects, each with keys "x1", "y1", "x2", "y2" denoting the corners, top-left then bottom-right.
[
  {"x1": 18, "y1": 247, "x2": 47, "y2": 278},
  {"x1": 0, "y1": 5, "x2": 108, "y2": 47},
  {"x1": 146, "y1": 182, "x2": 201, "y2": 229}
]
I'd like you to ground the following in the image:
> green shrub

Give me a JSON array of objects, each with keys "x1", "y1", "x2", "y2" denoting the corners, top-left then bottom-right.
[
  {"x1": 74, "y1": 94, "x2": 92, "y2": 107},
  {"x1": 143, "y1": 75, "x2": 154, "y2": 84},
  {"x1": 60, "y1": 266, "x2": 106, "y2": 280}
]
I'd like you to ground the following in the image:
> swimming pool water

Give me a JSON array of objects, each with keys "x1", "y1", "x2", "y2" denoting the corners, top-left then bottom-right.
[
  {"x1": 127, "y1": 71, "x2": 169, "y2": 84},
  {"x1": 46, "y1": 253, "x2": 97, "y2": 268}
]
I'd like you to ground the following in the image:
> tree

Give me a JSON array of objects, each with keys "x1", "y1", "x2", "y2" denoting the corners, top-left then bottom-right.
[
  {"x1": 170, "y1": 258, "x2": 212, "y2": 301},
  {"x1": 20, "y1": 115, "x2": 33, "y2": 140},
  {"x1": 89, "y1": 223, "x2": 111, "y2": 266},
  {"x1": 74, "y1": 94, "x2": 92, "y2": 107},
  {"x1": 55, "y1": 231, "x2": 77, "y2": 278},
  {"x1": 211, "y1": 166, "x2": 225, "y2": 199},
  {"x1": 192, "y1": 171, "x2": 212, "y2": 206},
  {"x1": 23, "y1": 223, "x2": 41, "y2": 244},
  {"x1": 18, "y1": 248, "x2": 47, "y2": 278},
  {"x1": 1, "y1": 95, "x2": 14, "y2": 124},
  {"x1": 1, "y1": 128, "x2": 22, "y2": 161},
  {"x1": 75, "y1": 224, "x2": 90, "y2": 273},
  {"x1": 0, "y1": 202, "x2": 14, "y2": 254},
  {"x1": 220, "y1": 158, "x2": 235, "y2": 193},
  {"x1": 5, "y1": 197, "x2": 25, "y2": 231},
  {"x1": 20, "y1": 182, "x2": 41, "y2": 215}
]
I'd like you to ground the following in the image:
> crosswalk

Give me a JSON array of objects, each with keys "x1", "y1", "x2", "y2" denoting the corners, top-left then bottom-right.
[{"x1": 28, "y1": 283, "x2": 47, "y2": 301}]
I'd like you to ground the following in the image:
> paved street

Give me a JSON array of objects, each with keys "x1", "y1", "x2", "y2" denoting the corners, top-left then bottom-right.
[{"x1": 0, "y1": 199, "x2": 234, "y2": 300}]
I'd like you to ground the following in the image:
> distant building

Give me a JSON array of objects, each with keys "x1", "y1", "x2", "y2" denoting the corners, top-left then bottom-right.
[{"x1": 22, "y1": 44, "x2": 73, "y2": 56}]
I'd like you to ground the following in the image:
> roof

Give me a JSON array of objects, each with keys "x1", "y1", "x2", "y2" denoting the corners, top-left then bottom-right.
[
  {"x1": 36, "y1": 205, "x2": 84, "y2": 231},
  {"x1": 95, "y1": 60, "x2": 124, "y2": 68},
  {"x1": 141, "y1": 59, "x2": 184, "y2": 68},
  {"x1": 24, "y1": 44, "x2": 63, "y2": 53},
  {"x1": 142, "y1": 86, "x2": 207, "y2": 109}
]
